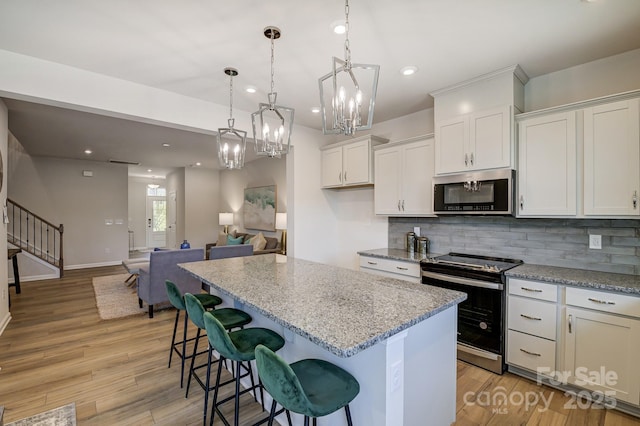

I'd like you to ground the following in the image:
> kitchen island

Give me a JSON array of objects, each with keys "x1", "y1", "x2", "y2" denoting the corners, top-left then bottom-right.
[{"x1": 180, "y1": 254, "x2": 466, "y2": 426}]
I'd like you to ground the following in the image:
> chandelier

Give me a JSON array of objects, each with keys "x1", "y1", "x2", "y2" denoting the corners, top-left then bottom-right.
[
  {"x1": 251, "y1": 26, "x2": 294, "y2": 158},
  {"x1": 217, "y1": 67, "x2": 247, "y2": 169},
  {"x1": 318, "y1": 0, "x2": 380, "y2": 136}
]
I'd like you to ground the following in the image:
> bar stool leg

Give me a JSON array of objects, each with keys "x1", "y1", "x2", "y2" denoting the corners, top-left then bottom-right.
[
  {"x1": 185, "y1": 328, "x2": 201, "y2": 398},
  {"x1": 209, "y1": 357, "x2": 225, "y2": 426},
  {"x1": 345, "y1": 405, "x2": 353, "y2": 426},
  {"x1": 168, "y1": 310, "x2": 179, "y2": 368}
]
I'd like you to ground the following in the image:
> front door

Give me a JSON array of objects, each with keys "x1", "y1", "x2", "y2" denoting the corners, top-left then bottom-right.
[{"x1": 146, "y1": 196, "x2": 167, "y2": 248}]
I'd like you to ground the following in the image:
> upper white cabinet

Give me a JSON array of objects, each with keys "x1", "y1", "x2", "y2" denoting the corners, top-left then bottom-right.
[
  {"x1": 431, "y1": 65, "x2": 528, "y2": 176},
  {"x1": 517, "y1": 111, "x2": 577, "y2": 216},
  {"x1": 583, "y1": 99, "x2": 640, "y2": 216},
  {"x1": 435, "y1": 106, "x2": 512, "y2": 174},
  {"x1": 516, "y1": 92, "x2": 640, "y2": 218},
  {"x1": 321, "y1": 135, "x2": 387, "y2": 188},
  {"x1": 374, "y1": 135, "x2": 435, "y2": 216}
]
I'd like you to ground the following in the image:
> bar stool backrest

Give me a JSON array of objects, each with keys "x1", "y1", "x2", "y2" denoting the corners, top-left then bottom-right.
[
  {"x1": 184, "y1": 293, "x2": 207, "y2": 329},
  {"x1": 203, "y1": 311, "x2": 242, "y2": 360},
  {"x1": 165, "y1": 280, "x2": 187, "y2": 311}
]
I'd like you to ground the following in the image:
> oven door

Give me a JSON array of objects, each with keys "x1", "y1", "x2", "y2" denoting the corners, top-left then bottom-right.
[{"x1": 422, "y1": 271, "x2": 504, "y2": 356}]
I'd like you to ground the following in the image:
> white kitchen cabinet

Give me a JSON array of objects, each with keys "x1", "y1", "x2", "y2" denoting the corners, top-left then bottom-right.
[
  {"x1": 435, "y1": 106, "x2": 512, "y2": 175},
  {"x1": 374, "y1": 136, "x2": 435, "y2": 216},
  {"x1": 506, "y1": 278, "x2": 558, "y2": 377},
  {"x1": 321, "y1": 135, "x2": 387, "y2": 188},
  {"x1": 583, "y1": 98, "x2": 640, "y2": 216},
  {"x1": 359, "y1": 255, "x2": 420, "y2": 283},
  {"x1": 517, "y1": 111, "x2": 577, "y2": 216},
  {"x1": 564, "y1": 287, "x2": 640, "y2": 405}
]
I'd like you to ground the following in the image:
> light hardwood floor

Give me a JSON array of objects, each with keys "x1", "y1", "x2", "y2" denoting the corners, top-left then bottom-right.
[{"x1": 0, "y1": 266, "x2": 638, "y2": 425}]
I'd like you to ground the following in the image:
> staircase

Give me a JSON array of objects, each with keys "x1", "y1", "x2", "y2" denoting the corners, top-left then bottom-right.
[{"x1": 6, "y1": 199, "x2": 64, "y2": 277}]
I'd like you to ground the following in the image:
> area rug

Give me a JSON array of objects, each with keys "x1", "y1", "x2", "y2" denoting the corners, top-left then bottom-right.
[
  {"x1": 92, "y1": 273, "x2": 147, "y2": 320},
  {"x1": 6, "y1": 402, "x2": 76, "y2": 426}
]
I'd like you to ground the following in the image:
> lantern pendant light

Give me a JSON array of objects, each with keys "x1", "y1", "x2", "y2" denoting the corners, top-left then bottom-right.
[
  {"x1": 251, "y1": 26, "x2": 295, "y2": 158},
  {"x1": 217, "y1": 67, "x2": 247, "y2": 169},
  {"x1": 318, "y1": 0, "x2": 380, "y2": 136}
]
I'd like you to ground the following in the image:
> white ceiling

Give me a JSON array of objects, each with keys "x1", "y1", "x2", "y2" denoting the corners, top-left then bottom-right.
[{"x1": 1, "y1": 0, "x2": 640, "y2": 177}]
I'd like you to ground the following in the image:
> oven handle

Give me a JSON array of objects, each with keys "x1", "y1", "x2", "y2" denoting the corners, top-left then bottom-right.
[
  {"x1": 457, "y1": 342, "x2": 499, "y2": 361},
  {"x1": 421, "y1": 271, "x2": 504, "y2": 291}
]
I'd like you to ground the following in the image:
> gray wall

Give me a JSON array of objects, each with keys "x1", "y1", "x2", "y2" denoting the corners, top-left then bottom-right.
[
  {"x1": 389, "y1": 217, "x2": 640, "y2": 275},
  {"x1": 185, "y1": 167, "x2": 220, "y2": 249},
  {"x1": 0, "y1": 100, "x2": 9, "y2": 330}
]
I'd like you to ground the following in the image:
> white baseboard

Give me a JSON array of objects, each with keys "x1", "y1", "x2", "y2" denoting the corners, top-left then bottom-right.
[
  {"x1": 0, "y1": 311, "x2": 12, "y2": 336},
  {"x1": 65, "y1": 260, "x2": 123, "y2": 270},
  {"x1": 10, "y1": 272, "x2": 59, "y2": 283}
]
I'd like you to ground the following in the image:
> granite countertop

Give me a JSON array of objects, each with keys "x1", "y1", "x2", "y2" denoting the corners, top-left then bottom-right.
[
  {"x1": 506, "y1": 263, "x2": 640, "y2": 296},
  {"x1": 357, "y1": 248, "x2": 438, "y2": 263},
  {"x1": 180, "y1": 254, "x2": 466, "y2": 358}
]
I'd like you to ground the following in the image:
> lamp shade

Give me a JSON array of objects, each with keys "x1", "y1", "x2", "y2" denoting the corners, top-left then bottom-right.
[
  {"x1": 219, "y1": 212, "x2": 234, "y2": 226},
  {"x1": 275, "y1": 212, "x2": 287, "y2": 230}
]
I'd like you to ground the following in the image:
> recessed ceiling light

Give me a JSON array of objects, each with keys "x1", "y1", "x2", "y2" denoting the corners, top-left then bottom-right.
[
  {"x1": 331, "y1": 21, "x2": 346, "y2": 34},
  {"x1": 245, "y1": 86, "x2": 257, "y2": 94},
  {"x1": 147, "y1": 169, "x2": 152, "y2": 172},
  {"x1": 311, "y1": 107, "x2": 320, "y2": 113},
  {"x1": 195, "y1": 162, "x2": 201, "y2": 166},
  {"x1": 162, "y1": 143, "x2": 170, "y2": 147},
  {"x1": 84, "y1": 149, "x2": 92, "y2": 155},
  {"x1": 400, "y1": 66, "x2": 418, "y2": 76}
]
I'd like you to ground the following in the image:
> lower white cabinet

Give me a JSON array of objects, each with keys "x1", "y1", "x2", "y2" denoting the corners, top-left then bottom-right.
[
  {"x1": 359, "y1": 255, "x2": 420, "y2": 284},
  {"x1": 564, "y1": 288, "x2": 640, "y2": 405}
]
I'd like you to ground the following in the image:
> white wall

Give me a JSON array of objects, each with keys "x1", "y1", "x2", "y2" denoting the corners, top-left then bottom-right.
[
  {"x1": 0, "y1": 99, "x2": 9, "y2": 333},
  {"x1": 127, "y1": 178, "x2": 148, "y2": 250},
  {"x1": 218, "y1": 156, "x2": 286, "y2": 241},
  {"x1": 184, "y1": 167, "x2": 220, "y2": 249},
  {"x1": 8, "y1": 139, "x2": 128, "y2": 269},
  {"x1": 525, "y1": 48, "x2": 640, "y2": 111}
]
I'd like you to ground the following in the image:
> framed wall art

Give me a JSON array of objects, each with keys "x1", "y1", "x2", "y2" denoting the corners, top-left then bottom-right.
[{"x1": 243, "y1": 185, "x2": 276, "y2": 231}]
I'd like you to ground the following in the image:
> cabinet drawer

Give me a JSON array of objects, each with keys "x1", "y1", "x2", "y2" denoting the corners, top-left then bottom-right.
[
  {"x1": 508, "y1": 296, "x2": 557, "y2": 340},
  {"x1": 359, "y1": 256, "x2": 420, "y2": 279},
  {"x1": 507, "y1": 330, "x2": 556, "y2": 375},
  {"x1": 508, "y1": 278, "x2": 558, "y2": 302},
  {"x1": 566, "y1": 287, "x2": 640, "y2": 318}
]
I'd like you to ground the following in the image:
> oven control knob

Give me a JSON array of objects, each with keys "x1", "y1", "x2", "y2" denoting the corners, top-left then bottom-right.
[{"x1": 479, "y1": 322, "x2": 488, "y2": 330}]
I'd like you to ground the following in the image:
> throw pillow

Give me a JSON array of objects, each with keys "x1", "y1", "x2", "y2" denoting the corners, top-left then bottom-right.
[
  {"x1": 250, "y1": 232, "x2": 267, "y2": 251},
  {"x1": 243, "y1": 234, "x2": 255, "y2": 245},
  {"x1": 227, "y1": 234, "x2": 244, "y2": 245},
  {"x1": 216, "y1": 231, "x2": 228, "y2": 246}
]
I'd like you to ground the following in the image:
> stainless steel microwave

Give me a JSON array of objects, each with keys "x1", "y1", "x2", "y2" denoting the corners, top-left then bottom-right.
[{"x1": 433, "y1": 168, "x2": 515, "y2": 215}]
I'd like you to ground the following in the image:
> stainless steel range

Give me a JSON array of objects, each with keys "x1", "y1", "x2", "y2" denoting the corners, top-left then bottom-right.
[{"x1": 420, "y1": 252, "x2": 523, "y2": 374}]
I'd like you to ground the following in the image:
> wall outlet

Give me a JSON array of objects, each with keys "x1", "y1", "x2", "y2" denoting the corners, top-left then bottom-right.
[
  {"x1": 413, "y1": 227, "x2": 420, "y2": 237},
  {"x1": 105, "y1": 247, "x2": 111, "y2": 254},
  {"x1": 1, "y1": 289, "x2": 6, "y2": 301},
  {"x1": 589, "y1": 234, "x2": 602, "y2": 250},
  {"x1": 391, "y1": 360, "x2": 403, "y2": 392}
]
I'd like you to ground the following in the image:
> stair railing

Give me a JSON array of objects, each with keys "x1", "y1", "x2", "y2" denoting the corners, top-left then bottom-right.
[{"x1": 6, "y1": 198, "x2": 64, "y2": 276}]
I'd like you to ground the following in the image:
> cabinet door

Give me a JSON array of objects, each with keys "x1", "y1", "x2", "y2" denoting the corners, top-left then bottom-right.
[
  {"x1": 401, "y1": 139, "x2": 434, "y2": 215},
  {"x1": 584, "y1": 99, "x2": 640, "y2": 216},
  {"x1": 470, "y1": 106, "x2": 511, "y2": 171},
  {"x1": 374, "y1": 147, "x2": 402, "y2": 214},
  {"x1": 321, "y1": 146, "x2": 343, "y2": 187},
  {"x1": 518, "y1": 111, "x2": 577, "y2": 216},
  {"x1": 435, "y1": 115, "x2": 468, "y2": 174},
  {"x1": 343, "y1": 139, "x2": 371, "y2": 185},
  {"x1": 564, "y1": 307, "x2": 640, "y2": 405}
]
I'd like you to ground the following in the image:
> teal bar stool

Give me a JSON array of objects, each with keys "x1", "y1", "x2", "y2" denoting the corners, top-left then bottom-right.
[
  {"x1": 165, "y1": 280, "x2": 223, "y2": 388},
  {"x1": 203, "y1": 311, "x2": 286, "y2": 426},
  {"x1": 255, "y1": 344, "x2": 360, "y2": 426},
  {"x1": 184, "y1": 293, "x2": 253, "y2": 426}
]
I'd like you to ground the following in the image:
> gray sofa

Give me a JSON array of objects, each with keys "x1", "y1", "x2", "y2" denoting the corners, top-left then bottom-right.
[
  {"x1": 205, "y1": 232, "x2": 280, "y2": 259},
  {"x1": 137, "y1": 248, "x2": 204, "y2": 318}
]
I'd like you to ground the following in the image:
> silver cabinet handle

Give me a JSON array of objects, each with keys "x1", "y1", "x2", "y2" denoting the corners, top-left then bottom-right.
[
  {"x1": 397, "y1": 200, "x2": 401, "y2": 211},
  {"x1": 396, "y1": 266, "x2": 408, "y2": 271},
  {"x1": 633, "y1": 190, "x2": 638, "y2": 209},
  {"x1": 464, "y1": 153, "x2": 469, "y2": 166},
  {"x1": 470, "y1": 152, "x2": 474, "y2": 166},
  {"x1": 588, "y1": 297, "x2": 615, "y2": 305},
  {"x1": 401, "y1": 200, "x2": 405, "y2": 211},
  {"x1": 568, "y1": 314, "x2": 572, "y2": 333},
  {"x1": 520, "y1": 348, "x2": 541, "y2": 357},
  {"x1": 521, "y1": 286, "x2": 542, "y2": 293},
  {"x1": 367, "y1": 261, "x2": 378, "y2": 265},
  {"x1": 520, "y1": 195, "x2": 524, "y2": 210},
  {"x1": 339, "y1": 171, "x2": 342, "y2": 182},
  {"x1": 344, "y1": 171, "x2": 347, "y2": 182},
  {"x1": 520, "y1": 314, "x2": 542, "y2": 321}
]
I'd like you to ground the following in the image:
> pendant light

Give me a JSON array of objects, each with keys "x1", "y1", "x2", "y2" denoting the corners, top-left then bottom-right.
[
  {"x1": 318, "y1": 0, "x2": 380, "y2": 136},
  {"x1": 217, "y1": 67, "x2": 247, "y2": 169},
  {"x1": 251, "y1": 26, "x2": 294, "y2": 158}
]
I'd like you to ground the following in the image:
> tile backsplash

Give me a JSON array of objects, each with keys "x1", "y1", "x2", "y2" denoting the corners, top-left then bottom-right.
[{"x1": 389, "y1": 216, "x2": 640, "y2": 275}]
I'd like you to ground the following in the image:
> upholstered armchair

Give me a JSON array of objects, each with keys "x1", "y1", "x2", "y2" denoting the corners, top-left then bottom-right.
[{"x1": 137, "y1": 248, "x2": 204, "y2": 318}]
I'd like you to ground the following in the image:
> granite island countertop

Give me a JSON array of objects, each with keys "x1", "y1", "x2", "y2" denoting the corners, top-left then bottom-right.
[
  {"x1": 180, "y1": 254, "x2": 466, "y2": 358},
  {"x1": 506, "y1": 263, "x2": 640, "y2": 295}
]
